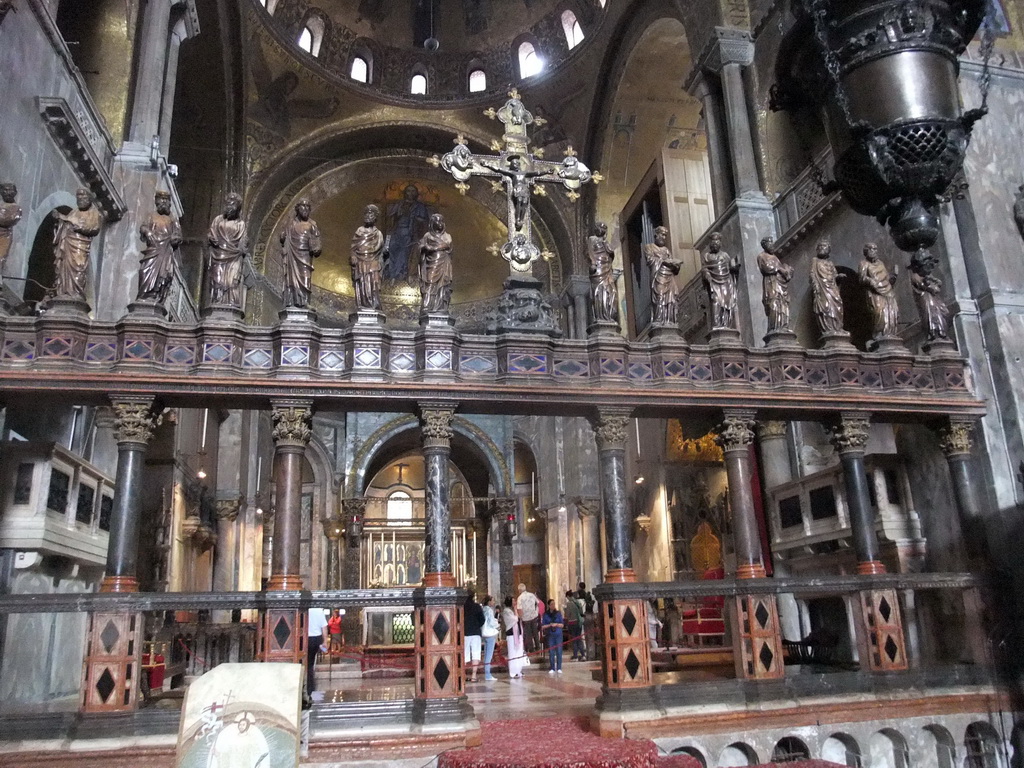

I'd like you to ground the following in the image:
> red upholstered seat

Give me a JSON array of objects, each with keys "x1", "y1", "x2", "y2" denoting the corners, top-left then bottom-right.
[{"x1": 681, "y1": 566, "x2": 726, "y2": 646}]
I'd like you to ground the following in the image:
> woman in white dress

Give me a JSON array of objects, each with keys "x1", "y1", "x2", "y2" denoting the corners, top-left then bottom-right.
[{"x1": 502, "y1": 596, "x2": 526, "y2": 679}]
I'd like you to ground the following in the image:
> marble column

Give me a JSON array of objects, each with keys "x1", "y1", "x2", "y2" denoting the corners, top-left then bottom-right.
[
  {"x1": 130, "y1": 0, "x2": 173, "y2": 144},
  {"x1": 494, "y1": 497, "x2": 516, "y2": 602},
  {"x1": 322, "y1": 518, "x2": 342, "y2": 590},
  {"x1": 758, "y1": 420, "x2": 800, "y2": 643},
  {"x1": 937, "y1": 418, "x2": 987, "y2": 563},
  {"x1": 341, "y1": 498, "x2": 366, "y2": 590},
  {"x1": 212, "y1": 497, "x2": 241, "y2": 623},
  {"x1": 830, "y1": 413, "x2": 908, "y2": 671},
  {"x1": 716, "y1": 411, "x2": 784, "y2": 680},
  {"x1": 82, "y1": 396, "x2": 159, "y2": 713},
  {"x1": 590, "y1": 409, "x2": 652, "y2": 693},
  {"x1": 259, "y1": 402, "x2": 312, "y2": 665},
  {"x1": 158, "y1": 17, "x2": 188, "y2": 154},
  {"x1": 689, "y1": 73, "x2": 733, "y2": 211},
  {"x1": 414, "y1": 403, "x2": 464, "y2": 708}
]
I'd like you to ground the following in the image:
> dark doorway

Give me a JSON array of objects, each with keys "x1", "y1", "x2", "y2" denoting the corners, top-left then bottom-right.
[{"x1": 24, "y1": 209, "x2": 67, "y2": 306}]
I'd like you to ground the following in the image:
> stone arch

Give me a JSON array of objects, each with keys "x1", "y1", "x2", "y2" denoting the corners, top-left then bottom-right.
[
  {"x1": 823, "y1": 733, "x2": 864, "y2": 768},
  {"x1": 672, "y1": 746, "x2": 708, "y2": 768},
  {"x1": 920, "y1": 724, "x2": 957, "y2": 768},
  {"x1": 965, "y1": 721, "x2": 1006, "y2": 768},
  {"x1": 869, "y1": 728, "x2": 911, "y2": 768},
  {"x1": 773, "y1": 736, "x2": 811, "y2": 762},
  {"x1": 345, "y1": 414, "x2": 511, "y2": 499},
  {"x1": 16, "y1": 191, "x2": 77, "y2": 303},
  {"x1": 718, "y1": 742, "x2": 759, "y2": 767}
]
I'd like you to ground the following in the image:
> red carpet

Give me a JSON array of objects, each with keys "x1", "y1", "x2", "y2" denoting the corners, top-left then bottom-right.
[{"x1": 439, "y1": 717, "x2": 703, "y2": 768}]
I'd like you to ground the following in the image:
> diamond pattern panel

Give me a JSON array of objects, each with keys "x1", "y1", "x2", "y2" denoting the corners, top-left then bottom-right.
[
  {"x1": 426, "y1": 350, "x2": 451, "y2": 369},
  {"x1": 623, "y1": 649, "x2": 641, "y2": 680},
  {"x1": 509, "y1": 354, "x2": 547, "y2": 373},
  {"x1": 663, "y1": 359, "x2": 687, "y2": 378},
  {"x1": 758, "y1": 640, "x2": 775, "y2": 671},
  {"x1": 840, "y1": 367, "x2": 860, "y2": 384},
  {"x1": 554, "y1": 358, "x2": 588, "y2": 377},
  {"x1": 600, "y1": 357, "x2": 624, "y2": 376},
  {"x1": 893, "y1": 369, "x2": 914, "y2": 387},
  {"x1": 749, "y1": 366, "x2": 771, "y2": 383},
  {"x1": 165, "y1": 345, "x2": 195, "y2": 365},
  {"x1": 628, "y1": 362, "x2": 653, "y2": 380},
  {"x1": 273, "y1": 616, "x2": 291, "y2": 648},
  {"x1": 433, "y1": 657, "x2": 451, "y2": 690},
  {"x1": 319, "y1": 350, "x2": 345, "y2": 371},
  {"x1": 2, "y1": 340, "x2": 34, "y2": 360},
  {"x1": 86, "y1": 342, "x2": 116, "y2": 362},
  {"x1": 124, "y1": 340, "x2": 153, "y2": 360},
  {"x1": 691, "y1": 364, "x2": 712, "y2": 381},
  {"x1": 878, "y1": 595, "x2": 892, "y2": 623},
  {"x1": 621, "y1": 606, "x2": 637, "y2": 636},
  {"x1": 99, "y1": 620, "x2": 120, "y2": 654},
  {"x1": 460, "y1": 354, "x2": 495, "y2": 374},
  {"x1": 95, "y1": 668, "x2": 116, "y2": 703},
  {"x1": 861, "y1": 370, "x2": 882, "y2": 388},
  {"x1": 281, "y1": 346, "x2": 309, "y2": 366},
  {"x1": 946, "y1": 371, "x2": 965, "y2": 389},
  {"x1": 432, "y1": 612, "x2": 450, "y2": 644},
  {"x1": 390, "y1": 351, "x2": 415, "y2": 371},
  {"x1": 913, "y1": 372, "x2": 934, "y2": 390},
  {"x1": 723, "y1": 362, "x2": 745, "y2": 379},
  {"x1": 203, "y1": 343, "x2": 231, "y2": 363},
  {"x1": 243, "y1": 348, "x2": 272, "y2": 368},
  {"x1": 806, "y1": 368, "x2": 828, "y2": 386},
  {"x1": 354, "y1": 347, "x2": 382, "y2": 368},
  {"x1": 884, "y1": 635, "x2": 899, "y2": 662},
  {"x1": 43, "y1": 337, "x2": 72, "y2": 357},
  {"x1": 754, "y1": 601, "x2": 770, "y2": 629},
  {"x1": 782, "y1": 364, "x2": 803, "y2": 382}
]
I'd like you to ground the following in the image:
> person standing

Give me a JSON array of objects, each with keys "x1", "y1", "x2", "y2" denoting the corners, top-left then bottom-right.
[
  {"x1": 563, "y1": 590, "x2": 585, "y2": 661},
  {"x1": 541, "y1": 599, "x2": 565, "y2": 674},
  {"x1": 480, "y1": 595, "x2": 500, "y2": 681},
  {"x1": 306, "y1": 607, "x2": 329, "y2": 697},
  {"x1": 576, "y1": 582, "x2": 596, "y2": 660},
  {"x1": 517, "y1": 583, "x2": 540, "y2": 656},
  {"x1": 463, "y1": 592, "x2": 485, "y2": 683},
  {"x1": 327, "y1": 608, "x2": 343, "y2": 655},
  {"x1": 502, "y1": 596, "x2": 526, "y2": 680}
]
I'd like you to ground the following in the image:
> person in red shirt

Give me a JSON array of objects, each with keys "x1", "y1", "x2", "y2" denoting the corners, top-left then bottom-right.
[{"x1": 327, "y1": 608, "x2": 343, "y2": 655}]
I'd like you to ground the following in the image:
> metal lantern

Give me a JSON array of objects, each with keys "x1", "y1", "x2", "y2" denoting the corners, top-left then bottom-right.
[{"x1": 773, "y1": 0, "x2": 989, "y2": 253}]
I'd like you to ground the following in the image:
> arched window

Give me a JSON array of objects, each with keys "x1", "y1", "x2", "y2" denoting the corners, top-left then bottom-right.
[
  {"x1": 468, "y1": 68, "x2": 486, "y2": 93},
  {"x1": 598, "y1": 0, "x2": 606, "y2": 7},
  {"x1": 387, "y1": 491, "x2": 413, "y2": 521},
  {"x1": 518, "y1": 41, "x2": 543, "y2": 78},
  {"x1": 298, "y1": 15, "x2": 325, "y2": 57},
  {"x1": 561, "y1": 10, "x2": 584, "y2": 48},
  {"x1": 351, "y1": 56, "x2": 369, "y2": 83},
  {"x1": 411, "y1": 72, "x2": 427, "y2": 94}
]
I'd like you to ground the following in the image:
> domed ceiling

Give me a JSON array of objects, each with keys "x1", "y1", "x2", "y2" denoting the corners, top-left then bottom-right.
[{"x1": 256, "y1": 0, "x2": 607, "y2": 103}]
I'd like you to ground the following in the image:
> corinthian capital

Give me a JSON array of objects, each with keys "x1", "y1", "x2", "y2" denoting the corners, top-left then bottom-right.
[
  {"x1": 715, "y1": 411, "x2": 756, "y2": 452},
  {"x1": 590, "y1": 409, "x2": 630, "y2": 451},
  {"x1": 757, "y1": 420, "x2": 788, "y2": 441},
  {"x1": 271, "y1": 402, "x2": 312, "y2": 448},
  {"x1": 111, "y1": 396, "x2": 160, "y2": 445},
  {"x1": 829, "y1": 413, "x2": 871, "y2": 455},
  {"x1": 215, "y1": 498, "x2": 241, "y2": 522},
  {"x1": 938, "y1": 418, "x2": 974, "y2": 457},
  {"x1": 420, "y1": 403, "x2": 455, "y2": 449}
]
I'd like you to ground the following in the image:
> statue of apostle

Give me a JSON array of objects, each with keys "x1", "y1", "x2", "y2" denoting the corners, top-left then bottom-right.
[
  {"x1": 51, "y1": 188, "x2": 103, "y2": 302},
  {"x1": 351, "y1": 204, "x2": 387, "y2": 311},
  {"x1": 909, "y1": 251, "x2": 950, "y2": 342},
  {"x1": 757, "y1": 236, "x2": 794, "y2": 333},
  {"x1": 0, "y1": 182, "x2": 22, "y2": 287},
  {"x1": 136, "y1": 190, "x2": 182, "y2": 304},
  {"x1": 644, "y1": 226, "x2": 681, "y2": 324},
  {"x1": 810, "y1": 239, "x2": 844, "y2": 335},
  {"x1": 280, "y1": 198, "x2": 322, "y2": 308},
  {"x1": 587, "y1": 221, "x2": 620, "y2": 324},
  {"x1": 859, "y1": 242, "x2": 899, "y2": 340},
  {"x1": 418, "y1": 213, "x2": 453, "y2": 314},
  {"x1": 701, "y1": 231, "x2": 740, "y2": 329},
  {"x1": 206, "y1": 192, "x2": 249, "y2": 308}
]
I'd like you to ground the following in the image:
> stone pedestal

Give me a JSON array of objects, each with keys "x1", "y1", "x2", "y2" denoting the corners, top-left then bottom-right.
[
  {"x1": 81, "y1": 611, "x2": 141, "y2": 713},
  {"x1": 647, "y1": 321, "x2": 681, "y2": 339},
  {"x1": 490, "y1": 275, "x2": 561, "y2": 336},
  {"x1": 202, "y1": 304, "x2": 245, "y2": 322},
  {"x1": 764, "y1": 328, "x2": 800, "y2": 348},
  {"x1": 588, "y1": 319, "x2": 621, "y2": 337},
  {"x1": 42, "y1": 295, "x2": 91, "y2": 317},
  {"x1": 923, "y1": 337, "x2": 958, "y2": 357},
  {"x1": 708, "y1": 327, "x2": 743, "y2": 346},
  {"x1": 732, "y1": 594, "x2": 785, "y2": 679},
  {"x1": 350, "y1": 308, "x2": 385, "y2": 325},
  {"x1": 856, "y1": 588, "x2": 908, "y2": 671},
  {"x1": 259, "y1": 607, "x2": 306, "y2": 666},
  {"x1": 869, "y1": 335, "x2": 908, "y2": 353},
  {"x1": 279, "y1": 306, "x2": 317, "y2": 325},
  {"x1": 126, "y1": 299, "x2": 168, "y2": 319},
  {"x1": 420, "y1": 311, "x2": 455, "y2": 327},
  {"x1": 819, "y1": 330, "x2": 856, "y2": 350}
]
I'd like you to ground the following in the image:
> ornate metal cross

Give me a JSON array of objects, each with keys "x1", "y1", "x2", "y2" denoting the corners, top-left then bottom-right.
[{"x1": 430, "y1": 90, "x2": 601, "y2": 272}]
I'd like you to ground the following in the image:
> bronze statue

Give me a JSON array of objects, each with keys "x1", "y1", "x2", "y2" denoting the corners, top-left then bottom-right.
[
  {"x1": 484, "y1": 154, "x2": 545, "y2": 232},
  {"x1": 350, "y1": 204, "x2": 386, "y2": 311},
  {"x1": 909, "y1": 251, "x2": 950, "y2": 342},
  {"x1": 206, "y1": 192, "x2": 248, "y2": 308},
  {"x1": 644, "y1": 226, "x2": 681, "y2": 324},
  {"x1": 418, "y1": 213, "x2": 453, "y2": 314},
  {"x1": 137, "y1": 190, "x2": 182, "y2": 304},
  {"x1": 586, "y1": 221, "x2": 620, "y2": 324},
  {"x1": 859, "y1": 242, "x2": 899, "y2": 340},
  {"x1": 810, "y1": 239, "x2": 844, "y2": 334},
  {"x1": 280, "y1": 198, "x2": 322, "y2": 308},
  {"x1": 0, "y1": 183, "x2": 22, "y2": 286},
  {"x1": 52, "y1": 188, "x2": 103, "y2": 301},
  {"x1": 757, "y1": 236, "x2": 793, "y2": 333},
  {"x1": 701, "y1": 231, "x2": 740, "y2": 329}
]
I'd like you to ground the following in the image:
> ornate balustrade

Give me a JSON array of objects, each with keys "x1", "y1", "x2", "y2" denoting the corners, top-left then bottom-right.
[{"x1": 0, "y1": 312, "x2": 983, "y2": 418}]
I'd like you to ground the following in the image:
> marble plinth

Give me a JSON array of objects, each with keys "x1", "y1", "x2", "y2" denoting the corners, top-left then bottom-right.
[
  {"x1": 350, "y1": 308, "x2": 386, "y2": 325},
  {"x1": 420, "y1": 311, "x2": 455, "y2": 327},
  {"x1": 819, "y1": 330, "x2": 856, "y2": 350},
  {"x1": 126, "y1": 299, "x2": 167, "y2": 319},
  {"x1": 764, "y1": 328, "x2": 800, "y2": 348},
  {"x1": 588, "y1": 319, "x2": 622, "y2": 337},
  {"x1": 42, "y1": 295, "x2": 91, "y2": 317},
  {"x1": 490, "y1": 275, "x2": 561, "y2": 336},
  {"x1": 279, "y1": 306, "x2": 317, "y2": 324},
  {"x1": 923, "y1": 337, "x2": 959, "y2": 357},
  {"x1": 202, "y1": 304, "x2": 245, "y2": 322},
  {"x1": 869, "y1": 335, "x2": 908, "y2": 353},
  {"x1": 708, "y1": 327, "x2": 743, "y2": 346}
]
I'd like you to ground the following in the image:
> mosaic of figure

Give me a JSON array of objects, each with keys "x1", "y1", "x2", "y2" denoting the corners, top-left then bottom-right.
[
  {"x1": 909, "y1": 251, "x2": 951, "y2": 342},
  {"x1": 279, "y1": 198, "x2": 322, "y2": 309},
  {"x1": 137, "y1": 190, "x2": 182, "y2": 304},
  {"x1": 206, "y1": 193, "x2": 249, "y2": 308},
  {"x1": 859, "y1": 242, "x2": 899, "y2": 340},
  {"x1": 0, "y1": 183, "x2": 22, "y2": 287},
  {"x1": 810, "y1": 239, "x2": 844, "y2": 334},
  {"x1": 586, "y1": 221, "x2": 620, "y2": 324},
  {"x1": 52, "y1": 188, "x2": 103, "y2": 301},
  {"x1": 644, "y1": 226, "x2": 681, "y2": 325},
  {"x1": 351, "y1": 204, "x2": 387, "y2": 311},
  {"x1": 384, "y1": 184, "x2": 429, "y2": 281},
  {"x1": 418, "y1": 213, "x2": 453, "y2": 314},
  {"x1": 757, "y1": 236, "x2": 793, "y2": 333},
  {"x1": 701, "y1": 231, "x2": 740, "y2": 329}
]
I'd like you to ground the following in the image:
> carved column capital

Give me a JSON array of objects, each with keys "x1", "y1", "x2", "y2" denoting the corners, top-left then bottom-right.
[
  {"x1": 574, "y1": 496, "x2": 601, "y2": 517},
  {"x1": 491, "y1": 497, "x2": 517, "y2": 518},
  {"x1": 111, "y1": 396, "x2": 161, "y2": 446},
  {"x1": 590, "y1": 409, "x2": 631, "y2": 451},
  {"x1": 322, "y1": 517, "x2": 344, "y2": 540},
  {"x1": 698, "y1": 26, "x2": 754, "y2": 73},
  {"x1": 419, "y1": 403, "x2": 456, "y2": 449},
  {"x1": 342, "y1": 498, "x2": 367, "y2": 518},
  {"x1": 271, "y1": 402, "x2": 312, "y2": 448},
  {"x1": 715, "y1": 410, "x2": 757, "y2": 452},
  {"x1": 215, "y1": 498, "x2": 241, "y2": 522},
  {"x1": 756, "y1": 420, "x2": 788, "y2": 441},
  {"x1": 938, "y1": 418, "x2": 975, "y2": 457},
  {"x1": 829, "y1": 413, "x2": 871, "y2": 455}
]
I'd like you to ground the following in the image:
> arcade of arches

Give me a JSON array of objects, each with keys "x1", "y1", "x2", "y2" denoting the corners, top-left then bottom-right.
[{"x1": 1, "y1": 0, "x2": 1024, "y2": 765}]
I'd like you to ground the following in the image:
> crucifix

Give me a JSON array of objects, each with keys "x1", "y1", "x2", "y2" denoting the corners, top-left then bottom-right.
[
  {"x1": 430, "y1": 89, "x2": 601, "y2": 273},
  {"x1": 395, "y1": 462, "x2": 409, "y2": 485}
]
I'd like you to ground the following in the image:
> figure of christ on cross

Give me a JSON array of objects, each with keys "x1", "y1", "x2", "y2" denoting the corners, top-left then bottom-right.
[{"x1": 482, "y1": 155, "x2": 547, "y2": 233}]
